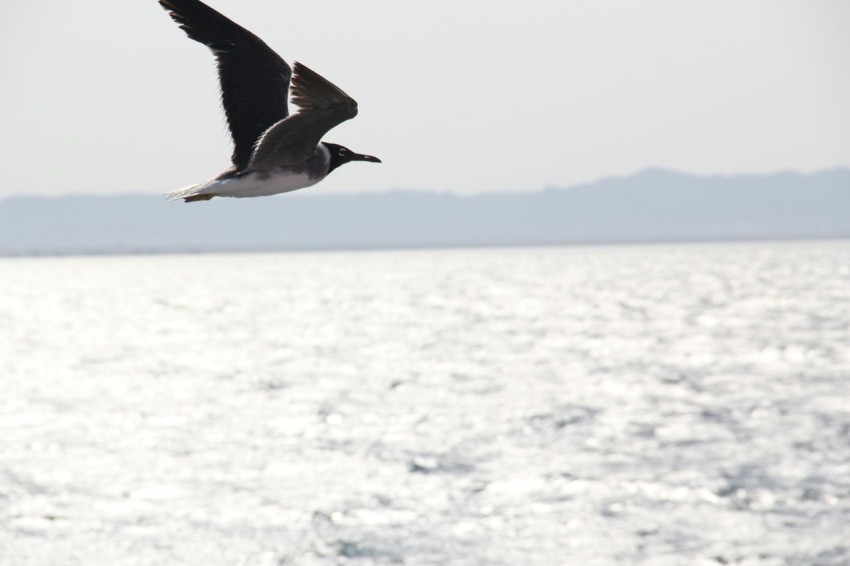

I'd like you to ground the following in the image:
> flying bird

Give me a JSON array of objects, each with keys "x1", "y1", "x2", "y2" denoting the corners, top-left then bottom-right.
[{"x1": 158, "y1": 0, "x2": 381, "y2": 202}]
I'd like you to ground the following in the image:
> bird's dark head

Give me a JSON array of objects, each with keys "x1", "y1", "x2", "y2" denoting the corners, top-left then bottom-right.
[{"x1": 323, "y1": 142, "x2": 381, "y2": 174}]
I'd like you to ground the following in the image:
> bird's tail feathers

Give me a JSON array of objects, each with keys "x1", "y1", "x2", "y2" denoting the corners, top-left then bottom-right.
[{"x1": 165, "y1": 181, "x2": 217, "y2": 203}]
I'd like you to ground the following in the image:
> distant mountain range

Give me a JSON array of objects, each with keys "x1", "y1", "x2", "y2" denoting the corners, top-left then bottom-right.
[{"x1": 1, "y1": 168, "x2": 848, "y2": 255}]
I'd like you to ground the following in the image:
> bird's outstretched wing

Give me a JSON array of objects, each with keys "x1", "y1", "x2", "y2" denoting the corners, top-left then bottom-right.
[
  {"x1": 248, "y1": 62, "x2": 358, "y2": 169},
  {"x1": 159, "y1": 0, "x2": 292, "y2": 170}
]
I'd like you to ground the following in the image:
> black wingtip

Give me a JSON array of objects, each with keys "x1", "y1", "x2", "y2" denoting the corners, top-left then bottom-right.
[
  {"x1": 158, "y1": 0, "x2": 262, "y2": 52},
  {"x1": 290, "y1": 62, "x2": 358, "y2": 116}
]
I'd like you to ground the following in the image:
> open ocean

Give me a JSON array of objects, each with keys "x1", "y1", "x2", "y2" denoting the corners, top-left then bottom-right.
[{"x1": 1, "y1": 241, "x2": 848, "y2": 565}]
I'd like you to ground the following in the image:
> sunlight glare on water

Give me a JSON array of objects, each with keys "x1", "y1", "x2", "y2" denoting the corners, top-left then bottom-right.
[{"x1": 1, "y1": 242, "x2": 849, "y2": 565}]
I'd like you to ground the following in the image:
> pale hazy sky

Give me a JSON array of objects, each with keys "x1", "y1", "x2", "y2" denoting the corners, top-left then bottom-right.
[{"x1": 1, "y1": 0, "x2": 848, "y2": 197}]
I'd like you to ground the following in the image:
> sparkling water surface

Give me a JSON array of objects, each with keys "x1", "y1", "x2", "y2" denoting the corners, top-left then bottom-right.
[{"x1": 1, "y1": 242, "x2": 849, "y2": 565}]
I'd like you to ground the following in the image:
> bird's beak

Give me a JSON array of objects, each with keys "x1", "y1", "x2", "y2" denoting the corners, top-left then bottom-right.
[{"x1": 352, "y1": 153, "x2": 381, "y2": 163}]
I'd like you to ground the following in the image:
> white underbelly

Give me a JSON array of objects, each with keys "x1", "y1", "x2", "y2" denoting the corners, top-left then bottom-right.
[{"x1": 210, "y1": 170, "x2": 320, "y2": 198}]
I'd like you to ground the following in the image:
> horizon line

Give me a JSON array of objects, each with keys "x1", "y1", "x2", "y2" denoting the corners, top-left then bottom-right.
[{"x1": 2, "y1": 165, "x2": 849, "y2": 202}]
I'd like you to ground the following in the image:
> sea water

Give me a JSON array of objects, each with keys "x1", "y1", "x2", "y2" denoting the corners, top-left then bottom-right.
[{"x1": 1, "y1": 242, "x2": 848, "y2": 565}]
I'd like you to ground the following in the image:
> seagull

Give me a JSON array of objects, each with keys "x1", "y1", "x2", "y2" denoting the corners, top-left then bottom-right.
[{"x1": 158, "y1": 0, "x2": 381, "y2": 202}]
